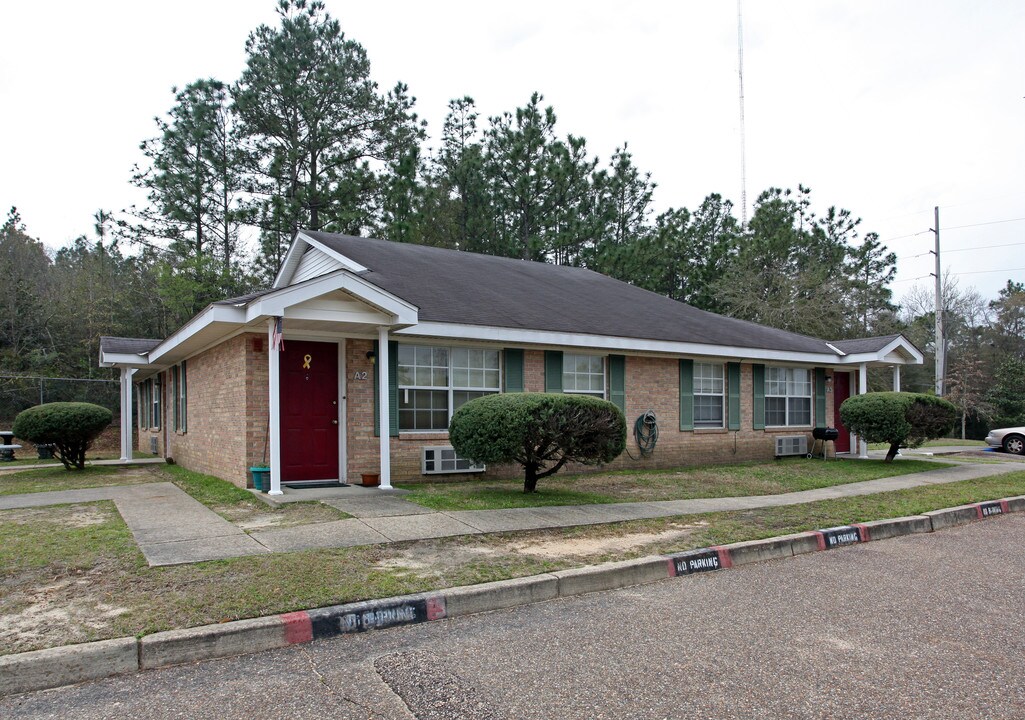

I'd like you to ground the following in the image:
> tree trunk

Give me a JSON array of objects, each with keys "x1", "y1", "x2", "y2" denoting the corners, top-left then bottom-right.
[
  {"x1": 523, "y1": 465, "x2": 538, "y2": 493},
  {"x1": 885, "y1": 441, "x2": 901, "y2": 462}
]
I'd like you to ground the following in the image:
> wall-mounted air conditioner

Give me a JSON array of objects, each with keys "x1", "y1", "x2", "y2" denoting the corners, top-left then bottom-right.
[
  {"x1": 421, "y1": 446, "x2": 486, "y2": 475},
  {"x1": 775, "y1": 435, "x2": 808, "y2": 458}
]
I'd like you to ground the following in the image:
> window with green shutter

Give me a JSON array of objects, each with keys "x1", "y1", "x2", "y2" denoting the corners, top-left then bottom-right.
[
  {"x1": 503, "y1": 349, "x2": 524, "y2": 393},
  {"x1": 373, "y1": 340, "x2": 399, "y2": 437},
  {"x1": 679, "y1": 359, "x2": 694, "y2": 431},
  {"x1": 752, "y1": 364, "x2": 765, "y2": 430},
  {"x1": 815, "y1": 368, "x2": 827, "y2": 428},
  {"x1": 544, "y1": 351, "x2": 563, "y2": 393},
  {"x1": 608, "y1": 355, "x2": 625, "y2": 412},
  {"x1": 727, "y1": 362, "x2": 741, "y2": 430}
]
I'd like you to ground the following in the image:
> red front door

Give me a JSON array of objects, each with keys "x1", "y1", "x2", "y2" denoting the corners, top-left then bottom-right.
[
  {"x1": 280, "y1": 340, "x2": 339, "y2": 482},
  {"x1": 833, "y1": 372, "x2": 852, "y2": 453}
]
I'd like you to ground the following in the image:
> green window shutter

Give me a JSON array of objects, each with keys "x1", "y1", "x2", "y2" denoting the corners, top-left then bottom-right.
[
  {"x1": 608, "y1": 355, "x2": 626, "y2": 412},
  {"x1": 544, "y1": 351, "x2": 563, "y2": 393},
  {"x1": 815, "y1": 368, "x2": 827, "y2": 429},
  {"x1": 504, "y1": 349, "x2": 524, "y2": 393},
  {"x1": 679, "y1": 359, "x2": 694, "y2": 431},
  {"x1": 373, "y1": 340, "x2": 399, "y2": 437},
  {"x1": 171, "y1": 367, "x2": 178, "y2": 431},
  {"x1": 727, "y1": 362, "x2": 741, "y2": 431},
  {"x1": 752, "y1": 364, "x2": 765, "y2": 430},
  {"x1": 388, "y1": 341, "x2": 399, "y2": 437},
  {"x1": 181, "y1": 360, "x2": 187, "y2": 433}
]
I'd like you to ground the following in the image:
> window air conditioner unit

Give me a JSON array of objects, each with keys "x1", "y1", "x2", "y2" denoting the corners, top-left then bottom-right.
[
  {"x1": 775, "y1": 435, "x2": 808, "y2": 458},
  {"x1": 421, "y1": 446, "x2": 486, "y2": 475}
]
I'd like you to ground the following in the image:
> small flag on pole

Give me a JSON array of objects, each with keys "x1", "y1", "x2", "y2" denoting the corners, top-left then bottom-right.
[{"x1": 271, "y1": 316, "x2": 284, "y2": 352}]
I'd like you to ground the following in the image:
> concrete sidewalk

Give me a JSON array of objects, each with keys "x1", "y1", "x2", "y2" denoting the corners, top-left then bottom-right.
[{"x1": 0, "y1": 461, "x2": 1019, "y2": 566}]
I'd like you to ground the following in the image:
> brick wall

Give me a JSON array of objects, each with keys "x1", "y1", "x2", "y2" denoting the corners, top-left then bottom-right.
[
  {"x1": 158, "y1": 334, "x2": 252, "y2": 486},
  {"x1": 147, "y1": 334, "x2": 843, "y2": 487}
]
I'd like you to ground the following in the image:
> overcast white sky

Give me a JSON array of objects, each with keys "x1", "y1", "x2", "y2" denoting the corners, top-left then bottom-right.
[{"x1": 2, "y1": 0, "x2": 1023, "y2": 303}]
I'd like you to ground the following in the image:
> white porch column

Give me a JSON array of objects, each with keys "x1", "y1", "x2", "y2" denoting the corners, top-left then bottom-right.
[
  {"x1": 267, "y1": 319, "x2": 283, "y2": 495},
  {"x1": 858, "y1": 362, "x2": 869, "y2": 458},
  {"x1": 119, "y1": 367, "x2": 135, "y2": 462},
  {"x1": 893, "y1": 366, "x2": 901, "y2": 392},
  {"x1": 377, "y1": 326, "x2": 392, "y2": 489}
]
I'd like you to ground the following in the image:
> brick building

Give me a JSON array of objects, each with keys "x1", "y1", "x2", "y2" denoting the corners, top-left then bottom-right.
[{"x1": 100, "y1": 231, "x2": 923, "y2": 494}]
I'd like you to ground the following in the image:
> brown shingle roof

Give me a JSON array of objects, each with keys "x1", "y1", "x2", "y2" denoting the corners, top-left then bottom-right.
[
  {"x1": 303, "y1": 231, "x2": 838, "y2": 355},
  {"x1": 99, "y1": 336, "x2": 161, "y2": 356}
]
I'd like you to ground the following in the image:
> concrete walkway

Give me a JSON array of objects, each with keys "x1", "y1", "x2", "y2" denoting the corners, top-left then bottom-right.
[
  {"x1": 0, "y1": 461, "x2": 1019, "y2": 567},
  {"x1": 0, "y1": 483, "x2": 267, "y2": 565}
]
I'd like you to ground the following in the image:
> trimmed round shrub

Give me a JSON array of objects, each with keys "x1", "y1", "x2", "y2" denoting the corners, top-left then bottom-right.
[
  {"x1": 12, "y1": 402, "x2": 113, "y2": 470},
  {"x1": 839, "y1": 392, "x2": 956, "y2": 462},
  {"x1": 449, "y1": 392, "x2": 626, "y2": 493}
]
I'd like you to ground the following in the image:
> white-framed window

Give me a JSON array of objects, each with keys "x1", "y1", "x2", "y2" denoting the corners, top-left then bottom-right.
[
  {"x1": 694, "y1": 362, "x2": 725, "y2": 428},
  {"x1": 397, "y1": 345, "x2": 501, "y2": 432},
  {"x1": 151, "y1": 376, "x2": 161, "y2": 429},
  {"x1": 765, "y1": 367, "x2": 812, "y2": 427},
  {"x1": 563, "y1": 354, "x2": 605, "y2": 396},
  {"x1": 179, "y1": 360, "x2": 187, "y2": 433},
  {"x1": 171, "y1": 362, "x2": 188, "y2": 433},
  {"x1": 138, "y1": 382, "x2": 149, "y2": 430}
]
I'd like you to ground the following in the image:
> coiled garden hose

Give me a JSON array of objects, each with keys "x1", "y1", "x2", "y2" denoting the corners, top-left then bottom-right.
[{"x1": 626, "y1": 410, "x2": 658, "y2": 460}]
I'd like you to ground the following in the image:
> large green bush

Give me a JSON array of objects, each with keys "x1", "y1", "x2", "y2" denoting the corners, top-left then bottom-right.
[
  {"x1": 449, "y1": 393, "x2": 627, "y2": 493},
  {"x1": 12, "y1": 402, "x2": 113, "y2": 470},
  {"x1": 839, "y1": 392, "x2": 956, "y2": 462}
]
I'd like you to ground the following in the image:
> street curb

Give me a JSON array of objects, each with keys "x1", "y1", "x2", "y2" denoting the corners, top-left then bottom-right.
[
  {"x1": 0, "y1": 637, "x2": 138, "y2": 697},
  {"x1": 3, "y1": 493, "x2": 1025, "y2": 697}
]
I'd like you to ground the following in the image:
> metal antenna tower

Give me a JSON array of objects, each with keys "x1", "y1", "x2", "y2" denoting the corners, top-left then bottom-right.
[{"x1": 737, "y1": 0, "x2": 748, "y2": 225}]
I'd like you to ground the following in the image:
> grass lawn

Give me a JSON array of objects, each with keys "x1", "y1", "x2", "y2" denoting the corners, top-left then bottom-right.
[
  {"x1": 2, "y1": 469, "x2": 1023, "y2": 656},
  {"x1": 0, "y1": 464, "x2": 347, "y2": 527},
  {"x1": 397, "y1": 458, "x2": 950, "y2": 511}
]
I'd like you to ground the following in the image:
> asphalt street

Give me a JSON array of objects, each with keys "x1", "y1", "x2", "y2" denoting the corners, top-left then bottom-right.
[{"x1": 4, "y1": 514, "x2": 1024, "y2": 719}]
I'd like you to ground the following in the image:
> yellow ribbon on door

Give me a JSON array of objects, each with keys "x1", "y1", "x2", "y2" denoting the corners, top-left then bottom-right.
[{"x1": 302, "y1": 354, "x2": 312, "y2": 369}]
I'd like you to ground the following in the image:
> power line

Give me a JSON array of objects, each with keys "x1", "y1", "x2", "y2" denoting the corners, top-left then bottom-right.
[
  {"x1": 893, "y1": 266, "x2": 1025, "y2": 284},
  {"x1": 941, "y1": 216, "x2": 1025, "y2": 231},
  {"x1": 954, "y1": 265, "x2": 1025, "y2": 276},
  {"x1": 880, "y1": 217, "x2": 1024, "y2": 246},
  {"x1": 897, "y1": 241, "x2": 1025, "y2": 260}
]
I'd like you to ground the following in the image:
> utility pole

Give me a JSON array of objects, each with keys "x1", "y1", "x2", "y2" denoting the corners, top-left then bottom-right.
[{"x1": 931, "y1": 206, "x2": 944, "y2": 395}]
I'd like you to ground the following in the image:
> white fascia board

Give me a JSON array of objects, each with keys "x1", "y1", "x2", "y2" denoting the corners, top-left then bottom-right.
[
  {"x1": 99, "y1": 352, "x2": 150, "y2": 368},
  {"x1": 300, "y1": 234, "x2": 368, "y2": 273},
  {"x1": 248, "y1": 269, "x2": 418, "y2": 326},
  {"x1": 272, "y1": 233, "x2": 309, "y2": 289},
  {"x1": 272, "y1": 231, "x2": 369, "y2": 289},
  {"x1": 394, "y1": 322, "x2": 847, "y2": 364},
  {"x1": 147, "y1": 304, "x2": 247, "y2": 365},
  {"x1": 840, "y1": 337, "x2": 924, "y2": 366}
]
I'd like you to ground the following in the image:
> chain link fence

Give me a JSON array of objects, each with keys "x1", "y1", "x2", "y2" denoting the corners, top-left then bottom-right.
[{"x1": 0, "y1": 375, "x2": 121, "y2": 423}]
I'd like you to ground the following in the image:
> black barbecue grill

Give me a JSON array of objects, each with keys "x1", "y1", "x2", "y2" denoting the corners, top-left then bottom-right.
[{"x1": 809, "y1": 427, "x2": 840, "y2": 459}]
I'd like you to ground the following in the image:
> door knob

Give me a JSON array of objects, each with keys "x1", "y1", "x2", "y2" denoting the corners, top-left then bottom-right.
[{"x1": 332, "y1": 419, "x2": 338, "y2": 425}]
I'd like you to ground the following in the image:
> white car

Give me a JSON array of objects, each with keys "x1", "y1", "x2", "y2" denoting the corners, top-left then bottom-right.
[{"x1": 985, "y1": 427, "x2": 1025, "y2": 455}]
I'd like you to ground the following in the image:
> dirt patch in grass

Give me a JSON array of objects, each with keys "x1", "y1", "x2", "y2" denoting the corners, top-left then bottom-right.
[{"x1": 506, "y1": 521, "x2": 707, "y2": 559}]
